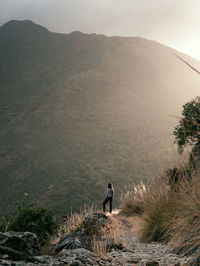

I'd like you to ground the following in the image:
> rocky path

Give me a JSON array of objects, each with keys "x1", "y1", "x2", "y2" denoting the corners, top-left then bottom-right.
[
  {"x1": 107, "y1": 213, "x2": 193, "y2": 265},
  {"x1": 0, "y1": 212, "x2": 195, "y2": 265}
]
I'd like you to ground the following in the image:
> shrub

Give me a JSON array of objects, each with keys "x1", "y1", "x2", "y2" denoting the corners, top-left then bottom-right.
[
  {"x1": 60, "y1": 204, "x2": 97, "y2": 235},
  {"x1": 8, "y1": 200, "x2": 59, "y2": 245},
  {"x1": 140, "y1": 189, "x2": 176, "y2": 243},
  {"x1": 174, "y1": 96, "x2": 200, "y2": 148},
  {"x1": 120, "y1": 178, "x2": 177, "y2": 243},
  {"x1": 169, "y1": 173, "x2": 200, "y2": 264},
  {"x1": 120, "y1": 182, "x2": 148, "y2": 216},
  {"x1": 0, "y1": 216, "x2": 9, "y2": 233}
]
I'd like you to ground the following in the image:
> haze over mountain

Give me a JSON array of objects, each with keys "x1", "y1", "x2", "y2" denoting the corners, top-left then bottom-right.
[{"x1": 0, "y1": 20, "x2": 199, "y2": 218}]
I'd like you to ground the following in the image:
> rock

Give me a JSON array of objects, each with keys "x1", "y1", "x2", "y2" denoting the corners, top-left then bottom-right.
[
  {"x1": 146, "y1": 262, "x2": 159, "y2": 266},
  {"x1": 127, "y1": 258, "x2": 140, "y2": 263},
  {"x1": 54, "y1": 237, "x2": 82, "y2": 252},
  {"x1": 122, "y1": 247, "x2": 133, "y2": 252},
  {"x1": 58, "y1": 247, "x2": 93, "y2": 257},
  {"x1": 75, "y1": 256, "x2": 93, "y2": 264},
  {"x1": 79, "y1": 212, "x2": 108, "y2": 237},
  {"x1": 56, "y1": 233, "x2": 77, "y2": 244},
  {"x1": 0, "y1": 232, "x2": 39, "y2": 255},
  {"x1": 34, "y1": 255, "x2": 56, "y2": 264},
  {"x1": 70, "y1": 262, "x2": 80, "y2": 266},
  {"x1": 54, "y1": 211, "x2": 108, "y2": 254},
  {"x1": 0, "y1": 231, "x2": 39, "y2": 262},
  {"x1": 0, "y1": 245, "x2": 35, "y2": 262}
]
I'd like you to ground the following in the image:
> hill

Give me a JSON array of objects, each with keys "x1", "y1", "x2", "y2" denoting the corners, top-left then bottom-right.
[{"x1": 0, "y1": 20, "x2": 200, "y2": 218}]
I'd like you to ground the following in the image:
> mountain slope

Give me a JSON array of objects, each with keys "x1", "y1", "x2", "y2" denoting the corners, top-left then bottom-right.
[{"x1": 0, "y1": 20, "x2": 199, "y2": 217}]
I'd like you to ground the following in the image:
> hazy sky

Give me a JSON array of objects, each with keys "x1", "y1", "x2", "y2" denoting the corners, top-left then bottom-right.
[{"x1": 1, "y1": 0, "x2": 200, "y2": 60}]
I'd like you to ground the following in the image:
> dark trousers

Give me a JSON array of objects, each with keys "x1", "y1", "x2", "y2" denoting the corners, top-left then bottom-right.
[{"x1": 103, "y1": 197, "x2": 112, "y2": 213}]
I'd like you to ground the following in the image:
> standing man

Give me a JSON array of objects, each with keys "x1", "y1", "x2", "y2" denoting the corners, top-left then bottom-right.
[{"x1": 103, "y1": 183, "x2": 114, "y2": 213}]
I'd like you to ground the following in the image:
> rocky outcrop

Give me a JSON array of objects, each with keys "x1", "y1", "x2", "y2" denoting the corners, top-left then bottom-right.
[
  {"x1": 0, "y1": 231, "x2": 40, "y2": 262},
  {"x1": 54, "y1": 211, "x2": 108, "y2": 253},
  {"x1": 0, "y1": 213, "x2": 195, "y2": 265}
]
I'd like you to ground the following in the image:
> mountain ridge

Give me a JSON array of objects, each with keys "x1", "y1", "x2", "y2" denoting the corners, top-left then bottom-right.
[{"x1": 0, "y1": 20, "x2": 200, "y2": 218}]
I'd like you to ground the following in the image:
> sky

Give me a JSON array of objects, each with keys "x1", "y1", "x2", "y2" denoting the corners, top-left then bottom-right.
[{"x1": 1, "y1": 0, "x2": 200, "y2": 60}]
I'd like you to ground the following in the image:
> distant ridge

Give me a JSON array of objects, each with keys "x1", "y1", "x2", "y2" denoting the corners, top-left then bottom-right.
[
  {"x1": 0, "y1": 20, "x2": 200, "y2": 217},
  {"x1": 0, "y1": 19, "x2": 48, "y2": 32}
]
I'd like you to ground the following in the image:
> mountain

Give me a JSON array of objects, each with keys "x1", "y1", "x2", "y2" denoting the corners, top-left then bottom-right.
[{"x1": 0, "y1": 20, "x2": 199, "y2": 218}]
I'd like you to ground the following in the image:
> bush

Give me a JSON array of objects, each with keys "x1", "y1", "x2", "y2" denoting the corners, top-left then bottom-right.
[
  {"x1": 8, "y1": 200, "x2": 59, "y2": 245},
  {"x1": 60, "y1": 204, "x2": 97, "y2": 235},
  {"x1": 169, "y1": 174, "x2": 200, "y2": 262},
  {"x1": 141, "y1": 189, "x2": 176, "y2": 243},
  {"x1": 120, "y1": 178, "x2": 177, "y2": 243},
  {"x1": 120, "y1": 182, "x2": 148, "y2": 216},
  {"x1": 0, "y1": 216, "x2": 9, "y2": 233},
  {"x1": 174, "y1": 96, "x2": 200, "y2": 148}
]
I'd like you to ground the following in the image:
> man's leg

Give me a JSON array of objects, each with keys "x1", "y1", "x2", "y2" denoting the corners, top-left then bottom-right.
[
  {"x1": 103, "y1": 197, "x2": 109, "y2": 212},
  {"x1": 109, "y1": 197, "x2": 112, "y2": 213}
]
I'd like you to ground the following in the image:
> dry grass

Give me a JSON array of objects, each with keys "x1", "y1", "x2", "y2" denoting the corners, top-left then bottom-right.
[
  {"x1": 92, "y1": 237, "x2": 108, "y2": 258},
  {"x1": 92, "y1": 232, "x2": 124, "y2": 258},
  {"x1": 92, "y1": 216, "x2": 125, "y2": 258},
  {"x1": 58, "y1": 205, "x2": 125, "y2": 257},
  {"x1": 119, "y1": 150, "x2": 195, "y2": 240},
  {"x1": 120, "y1": 182, "x2": 149, "y2": 216},
  {"x1": 139, "y1": 188, "x2": 176, "y2": 243},
  {"x1": 59, "y1": 204, "x2": 97, "y2": 236},
  {"x1": 168, "y1": 171, "x2": 200, "y2": 264},
  {"x1": 120, "y1": 176, "x2": 177, "y2": 242},
  {"x1": 120, "y1": 149, "x2": 200, "y2": 263}
]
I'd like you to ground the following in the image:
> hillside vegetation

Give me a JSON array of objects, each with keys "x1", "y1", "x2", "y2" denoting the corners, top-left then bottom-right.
[
  {"x1": 120, "y1": 96, "x2": 200, "y2": 264},
  {"x1": 0, "y1": 20, "x2": 200, "y2": 217}
]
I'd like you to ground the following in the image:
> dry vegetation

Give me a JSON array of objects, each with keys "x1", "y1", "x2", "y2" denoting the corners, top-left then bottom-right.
[
  {"x1": 91, "y1": 215, "x2": 125, "y2": 258},
  {"x1": 59, "y1": 205, "x2": 125, "y2": 258},
  {"x1": 120, "y1": 150, "x2": 200, "y2": 265},
  {"x1": 59, "y1": 204, "x2": 97, "y2": 235}
]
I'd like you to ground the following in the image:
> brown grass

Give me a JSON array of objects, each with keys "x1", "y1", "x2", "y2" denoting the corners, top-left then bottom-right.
[
  {"x1": 58, "y1": 205, "x2": 125, "y2": 257},
  {"x1": 59, "y1": 204, "x2": 97, "y2": 236},
  {"x1": 120, "y1": 149, "x2": 200, "y2": 264},
  {"x1": 92, "y1": 215, "x2": 125, "y2": 258},
  {"x1": 120, "y1": 182, "x2": 149, "y2": 216},
  {"x1": 168, "y1": 171, "x2": 200, "y2": 264}
]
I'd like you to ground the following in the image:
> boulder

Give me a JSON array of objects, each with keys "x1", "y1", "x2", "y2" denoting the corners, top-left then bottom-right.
[
  {"x1": 0, "y1": 231, "x2": 40, "y2": 261},
  {"x1": 81, "y1": 212, "x2": 108, "y2": 236},
  {"x1": 55, "y1": 237, "x2": 82, "y2": 252},
  {"x1": 55, "y1": 212, "x2": 108, "y2": 253}
]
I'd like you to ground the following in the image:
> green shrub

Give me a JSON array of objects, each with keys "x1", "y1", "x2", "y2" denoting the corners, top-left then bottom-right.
[
  {"x1": 8, "y1": 200, "x2": 59, "y2": 245},
  {"x1": 0, "y1": 216, "x2": 9, "y2": 233},
  {"x1": 174, "y1": 96, "x2": 200, "y2": 148}
]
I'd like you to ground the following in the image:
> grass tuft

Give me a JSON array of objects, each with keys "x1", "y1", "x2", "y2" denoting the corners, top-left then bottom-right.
[
  {"x1": 59, "y1": 204, "x2": 97, "y2": 236},
  {"x1": 120, "y1": 150, "x2": 200, "y2": 264},
  {"x1": 120, "y1": 182, "x2": 148, "y2": 216}
]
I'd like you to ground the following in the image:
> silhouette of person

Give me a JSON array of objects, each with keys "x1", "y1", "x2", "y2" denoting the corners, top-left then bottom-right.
[{"x1": 103, "y1": 182, "x2": 114, "y2": 213}]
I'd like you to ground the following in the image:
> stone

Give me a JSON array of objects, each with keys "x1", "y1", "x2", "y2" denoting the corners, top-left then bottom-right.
[
  {"x1": 70, "y1": 262, "x2": 80, "y2": 266},
  {"x1": 0, "y1": 232, "x2": 39, "y2": 256},
  {"x1": 0, "y1": 245, "x2": 35, "y2": 262},
  {"x1": 55, "y1": 237, "x2": 82, "y2": 252},
  {"x1": 146, "y1": 262, "x2": 159, "y2": 266},
  {"x1": 0, "y1": 232, "x2": 40, "y2": 262}
]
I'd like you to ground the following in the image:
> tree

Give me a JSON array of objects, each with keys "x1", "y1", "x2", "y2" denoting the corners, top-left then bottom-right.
[
  {"x1": 174, "y1": 96, "x2": 200, "y2": 148},
  {"x1": 8, "y1": 199, "x2": 59, "y2": 245}
]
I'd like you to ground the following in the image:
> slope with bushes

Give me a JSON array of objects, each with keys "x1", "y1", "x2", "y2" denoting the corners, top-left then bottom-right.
[
  {"x1": 1, "y1": 20, "x2": 200, "y2": 217},
  {"x1": 120, "y1": 96, "x2": 200, "y2": 264}
]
